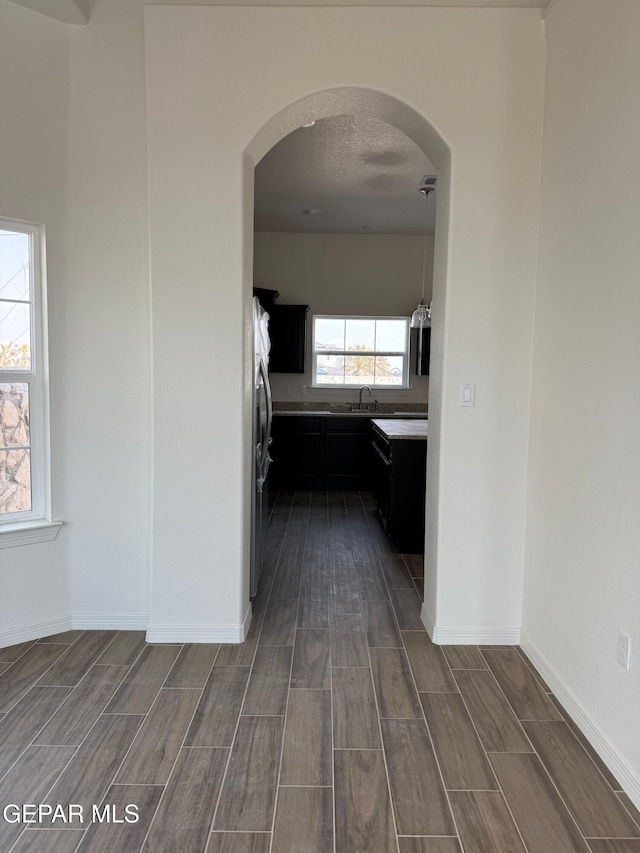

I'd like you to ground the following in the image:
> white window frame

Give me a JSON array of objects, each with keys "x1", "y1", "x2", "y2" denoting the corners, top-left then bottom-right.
[
  {"x1": 312, "y1": 315, "x2": 411, "y2": 390},
  {"x1": 0, "y1": 217, "x2": 60, "y2": 547}
]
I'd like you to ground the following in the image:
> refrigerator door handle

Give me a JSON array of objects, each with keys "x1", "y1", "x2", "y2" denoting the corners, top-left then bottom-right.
[{"x1": 258, "y1": 356, "x2": 273, "y2": 474}]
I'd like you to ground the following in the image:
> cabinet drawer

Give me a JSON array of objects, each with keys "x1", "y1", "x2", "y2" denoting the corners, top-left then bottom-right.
[
  {"x1": 325, "y1": 417, "x2": 371, "y2": 433},
  {"x1": 371, "y1": 428, "x2": 391, "y2": 461},
  {"x1": 272, "y1": 416, "x2": 321, "y2": 433}
]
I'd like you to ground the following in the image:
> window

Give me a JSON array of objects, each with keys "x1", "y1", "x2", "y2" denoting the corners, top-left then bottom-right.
[
  {"x1": 0, "y1": 219, "x2": 57, "y2": 543},
  {"x1": 312, "y1": 315, "x2": 410, "y2": 388}
]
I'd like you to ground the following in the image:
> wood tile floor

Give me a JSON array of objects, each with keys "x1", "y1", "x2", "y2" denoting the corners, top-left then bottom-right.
[{"x1": 0, "y1": 490, "x2": 639, "y2": 852}]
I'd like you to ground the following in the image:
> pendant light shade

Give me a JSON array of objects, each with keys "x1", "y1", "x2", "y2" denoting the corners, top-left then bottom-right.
[
  {"x1": 410, "y1": 300, "x2": 431, "y2": 329},
  {"x1": 411, "y1": 178, "x2": 435, "y2": 329}
]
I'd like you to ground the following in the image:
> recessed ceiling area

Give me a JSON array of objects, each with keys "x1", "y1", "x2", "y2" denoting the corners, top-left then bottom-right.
[{"x1": 254, "y1": 115, "x2": 437, "y2": 235}]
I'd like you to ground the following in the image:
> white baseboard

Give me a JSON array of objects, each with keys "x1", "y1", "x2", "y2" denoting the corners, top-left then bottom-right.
[
  {"x1": 420, "y1": 605, "x2": 521, "y2": 645},
  {"x1": 1, "y1": 608, "x2": 253, "y2": 647},
  {"x1": 242, "y1": 602, "x2": 252, "y2": 640},
  {"x1": 147, "y1": 602, "x2": 253, "y2": 645},
  {"x1": 431, "y1": 626, "x2": 521, "y2": 644},
  {"x1": 420, "y1": 605, "x2": 436, "y2": 637},
  {"x1": 0, "y1": 614, "x2": 73, "y2": 647},
  {"x1": 521, "y1": 635, "x2": 640, "y2": 811},
  {"x1": 424, "y1": 625, "x2": 520, "y2": 648},
  {"x1": 146, "y1": 622, "x2": 247, "y2": 644},
  {"x1": 72, "y1": 613, "x2": 148, "y2": 631}
]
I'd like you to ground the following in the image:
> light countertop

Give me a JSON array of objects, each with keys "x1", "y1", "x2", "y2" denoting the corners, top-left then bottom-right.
[
  {"x1": 273, "y1": 410, "x2": 427, "y2": 419},
  {"x1": 372, "y1": 418, "x2": 429, "y2": 440}
]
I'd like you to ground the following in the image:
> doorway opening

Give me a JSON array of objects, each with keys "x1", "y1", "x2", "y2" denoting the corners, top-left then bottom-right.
[{"x1": 245, "y1": 89, "x2": 451, "y2": 633}]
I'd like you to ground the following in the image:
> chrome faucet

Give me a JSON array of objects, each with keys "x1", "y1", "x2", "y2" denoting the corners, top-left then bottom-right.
[{"x1": 359, "y1": 385, "x2": 372, "y2": 410}]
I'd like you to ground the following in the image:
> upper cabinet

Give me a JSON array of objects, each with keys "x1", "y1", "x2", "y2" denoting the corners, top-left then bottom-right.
[
  {"x1": 269, "y1": 304, "x2": 309, "y2": 374},
  {"x1": 254, "y1": 288, "x2": 309, "y2": 374},
  {"x1": 415, "y1": 327, "x2": 431, "y2": 376}
]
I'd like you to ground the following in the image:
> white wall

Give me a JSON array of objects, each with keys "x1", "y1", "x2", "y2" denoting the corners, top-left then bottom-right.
[
  {"x1": 523, "y1": 0, "x2": 640, "y2": 799},
  {"x1": 1, "y1": 0, "x2": 152, "y2": 641},
  {"x1": 63, "y1": 0, "x2": 151, "y2": 628},
  {"x1": 254, "y1": 232, "x2": 432, "y2": 404},
  {"x1": 0, "y1": 1, "x2": 545, "y2": 648},
  {"x1": 145, "y1": 6, "x2": 545, "y2": 640},
  {"x1": 0, "y1": 1, "x2": 71, "y2": 641}
]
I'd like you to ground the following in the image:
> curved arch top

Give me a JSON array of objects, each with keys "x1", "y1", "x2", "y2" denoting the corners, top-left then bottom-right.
[{"x1": 245, "y1": 86, "x2": 451, "y2": 172}]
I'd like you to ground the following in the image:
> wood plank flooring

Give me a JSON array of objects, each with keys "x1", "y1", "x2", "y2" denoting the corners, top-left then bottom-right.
[{"x1": 0, "y1": 489, "x2": 638, "y2": 852}]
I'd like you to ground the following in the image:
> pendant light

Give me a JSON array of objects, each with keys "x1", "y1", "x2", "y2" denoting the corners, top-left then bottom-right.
[{"x1": 410, "y1": 178, "x2": 436, "y2": 329}]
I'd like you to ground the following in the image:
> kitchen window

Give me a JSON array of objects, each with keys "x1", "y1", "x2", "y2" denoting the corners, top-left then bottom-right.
[
  {"x1": 0, "y1": 219, "x2": 59, "y2": 546},
  {"x1": 312, "y1": 315, "x2": 410, "y2": 389}
]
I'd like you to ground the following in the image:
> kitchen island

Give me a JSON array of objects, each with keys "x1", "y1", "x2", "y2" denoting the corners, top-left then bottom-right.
[
  {"x1": 370, "y1": 418, "x2": 428, "y2": 439},
  {"x1": 371, "y1": 419, "x2": 428, "y2": 553}
]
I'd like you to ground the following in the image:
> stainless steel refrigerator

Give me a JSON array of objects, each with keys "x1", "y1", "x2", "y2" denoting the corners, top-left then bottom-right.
[{"x1": 251, "y1": 296, "x2": 273, "y2": 599}]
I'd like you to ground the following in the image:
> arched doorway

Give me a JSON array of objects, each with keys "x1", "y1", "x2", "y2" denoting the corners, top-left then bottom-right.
[{"x1": 244, "y1": 88, "x2": 451, "y2": 636}]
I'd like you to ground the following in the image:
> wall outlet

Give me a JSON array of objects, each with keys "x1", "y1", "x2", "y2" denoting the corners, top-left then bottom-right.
[
  {"x1": 617, "y1": 631, "x2": 631, "y2": 671},
  {"x1": 282, "y1": 384, "x2": 290, "y2": 395}
]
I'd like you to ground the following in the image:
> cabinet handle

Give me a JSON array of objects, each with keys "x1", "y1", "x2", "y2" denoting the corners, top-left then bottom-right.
[{"x1": 372, "y1": 442, "x2": 391, "y2": 466}]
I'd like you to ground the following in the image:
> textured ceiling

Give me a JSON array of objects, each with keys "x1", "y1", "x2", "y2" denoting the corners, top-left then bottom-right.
[{"x1": 255, "y1": 115, "x2": 437, "y2": 235}]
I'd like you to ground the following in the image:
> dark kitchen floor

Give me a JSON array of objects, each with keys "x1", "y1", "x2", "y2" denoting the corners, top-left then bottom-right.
[{"x1": 0, "y1": 491, "x2": 638, "y2": 852}]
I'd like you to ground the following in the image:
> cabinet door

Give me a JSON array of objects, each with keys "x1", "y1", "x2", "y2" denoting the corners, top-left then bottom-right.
[
  {"x1": 284, "y1": 433, "x2": 323, "y2": 488},
  {"x1": 270, "y1": 418, "x2": 322, "y2": 489},
  {"x1": 325, "y1": 417, "x2": 371, "y2": 489},
  {"x1": 269, "y1": 305, "x2": 308, "y2": 374},
  {"x1": 388, "y1": 440, "x2": 427, "y2": 553},
  {"x1": 326, "y1": 433, "x2": 370, "y2": 489},
  {"x1": 415, "y1": 327, "x2": 431, "y2": 375}
]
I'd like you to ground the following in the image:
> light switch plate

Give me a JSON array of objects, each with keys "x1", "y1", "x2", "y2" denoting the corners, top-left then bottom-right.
[
  {"x1": 618, "y1": 631, "x2": 631, "y2": 671},
  {"x1": 460, "y1": 383, "x2": 475, "y2": 407}
]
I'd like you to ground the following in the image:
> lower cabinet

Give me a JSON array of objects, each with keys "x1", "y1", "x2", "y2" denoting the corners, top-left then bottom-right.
[
  {"x1": 371, "y1": 423, "x2": 427, "y2": 554},
  {"x1": 269, "y1": 417, "x2": 323, "y2": 490},
  {"x1": 270, "y1": 416, "x2": 371, "y2": 490},
  {"x1": 325, "y1": 418, "x2": 371, "y2": 490},
  {"x1": 371, "y1": 438, "x2": 392, "y2": 534}
]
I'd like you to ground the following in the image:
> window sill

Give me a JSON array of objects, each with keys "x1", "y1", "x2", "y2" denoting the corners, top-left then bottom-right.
[{"x1": 0, "y1": 520, "x2": 63, "y2": 549}]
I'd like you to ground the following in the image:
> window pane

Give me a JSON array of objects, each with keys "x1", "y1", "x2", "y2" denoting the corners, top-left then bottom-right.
[
  {"x1": 375, "y1": 319, "x2": 407, "y2": 353},
  {"x1": 0, "y1": 448, "x2": 32, "y2": 514},
  {"x1": 0, "y1": 301, "x2": 31, "y2": 369},
  {"x1": 375, "y1": 355, "x2": 404, "y2": 386},
  {"x1": 345, "y1": 319, "x2": 375, "y2": 352},
  {"x1": 316, "y1": 354, "x2": 345, "y2": 384},
  {"x1": 0, "y1": 384, "x2": 30, "y2": 448},
  {"x1": 0, "y1": 230, "x2": 30, "y2": 301},
  {"x1": 345, "y1": 354, "x2": 375, "y2": 385},
  {"x1": 315, "y1": 318, "x2": 345, "y2": 352}
]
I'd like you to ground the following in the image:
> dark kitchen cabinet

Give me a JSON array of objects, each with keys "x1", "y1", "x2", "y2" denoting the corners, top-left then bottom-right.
[
  {"x1": 325, "y1": 417, "x2": 371, "y2": 490},
  {"x1": 270, "y1": 416, "x2": 323, "y2": 489},
  {"x1": 415, "y1": 327, "x2": 431, "y2": 375},
  {"x1": 270, "y1": 415, "x2": 370, "y2": 490},
  {"x1": 269, "y1": 304, "x2": 309, "y2": 374},
  {"x1": 371, "y1": 435, "x2": 392, "y2": 534},
  {"x1": 253, "y1": 287, "x2": 279, "y2": 312},
  {"x1": 371, "y1": 423, "x2": 427, "y2": 553}
]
